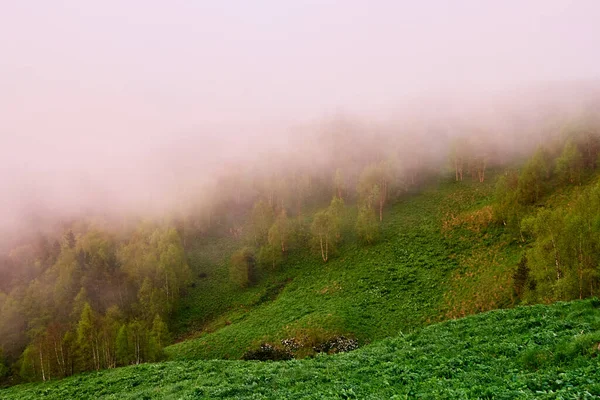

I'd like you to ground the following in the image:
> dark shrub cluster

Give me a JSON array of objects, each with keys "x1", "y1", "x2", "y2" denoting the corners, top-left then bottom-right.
[
  {"x1": 281, "y1": 337, "x2": 302, "y2": 352},
  {"x1": 242, "y1": 343, "x2": 293, "y2": 361},
  {"x1": 313, "y1": 336, "x2": 358, "y2": 354}
]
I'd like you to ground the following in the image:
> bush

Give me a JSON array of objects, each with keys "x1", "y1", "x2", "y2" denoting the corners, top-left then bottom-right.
[
  {"x1": 520, "y1": 348, "x2": 550, "y2": 370},
  {"x1": 241, "y1": 343, "x2": 293, "y2": 361},
  {"x1": 554, "y1": 333, "x2": 600, "y2": 364},
  {"x1": 313, "y1": 336, "x2": 359, "y2": 354}
]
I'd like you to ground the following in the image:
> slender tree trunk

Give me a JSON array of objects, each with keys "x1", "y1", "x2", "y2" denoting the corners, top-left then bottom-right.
[
  {"x1": 319, "y1": 235, "x2": 327, "y2": 262},
  {"x1": 550, "y1": 234, "x2": 561, "y2": 280},
  {"x1": 54, "y1": 338, "x2": 65, "y2": 377},
  {"x1": 165, "y1": 273, "x2": 170, "y2": 303},
  {"x1": 455, "y1": 159, "x2": 459, "y2": 181},
  {"x1": 39, "y1": 347, "x2": 46, "y2": 382}
]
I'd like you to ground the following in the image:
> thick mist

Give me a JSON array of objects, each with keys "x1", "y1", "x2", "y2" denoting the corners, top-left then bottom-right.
[{"x1": 1, "y1": 1, "x2": 600, "y2": 242}]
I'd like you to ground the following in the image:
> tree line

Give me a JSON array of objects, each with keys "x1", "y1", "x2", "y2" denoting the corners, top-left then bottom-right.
[
  {"x1": 0, "y1": 224, "x2": 190, "y2": 384},
  {"x1": 492, "y1": 127, "x2": 600, "y2": 302}
]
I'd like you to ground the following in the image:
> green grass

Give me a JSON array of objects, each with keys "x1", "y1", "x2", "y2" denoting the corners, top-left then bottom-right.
[
  {"x1": 166, "y1": 174, "x2": 517, "y2": 360},
  {"x1": 4, "y1": 299, "x2": 600, "y2": 399}
]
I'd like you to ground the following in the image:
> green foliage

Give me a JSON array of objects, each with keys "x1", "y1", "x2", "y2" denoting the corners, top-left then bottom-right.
[
  {"x1": 167, "y1": 178, "x2": 499, "y2": 361},
  {"x1": 229, "y1": 247, "x2": 256, "y2": 288},
  {"x1": 116, "y1": 324, "x2": 130, "y2": 366},
  {"x1": 357, "y1": 162, "x2": 392, "y2": 221},
  {"x1": 310, "y1": 197, "x2": 344, "y2": 262},
  {"x1": 493, "y1": 169, "x2": 523, "y2": 232},
  {"x1": 249, "y1": 200, "x2": 274, "y2": 246},
  {"x1": 258, "y1": 210, "x2": 294, "y2": 270},
  {"x1": 119, "y1": 226, "x2": 191, "y2": 313},
  {"x1": 556, "y1": 139, "x2": 584, "y2": 185},
  {"x1": 355, "y1": 204, "x2": 379, "y2": 244},
  {"x1": 517, "y1": 148, "x2": 550, "y2": 204},
  {"x1": 18, "y1": 345, "x2": 36, "y2": 382},
  {"x1": 333, "y1": 168, "x2": 345, "y2": 199},
  {"x1": 268, "y1": 211, "x2": 291, "y2": 253},
  {"x1": 0, "y1": 221, "x2": 192, "y2": 384},
  {"x1": 512, "y1": 255, "x2": 530, "y2": 300},
  {"x1": 522, "y1": 180, "x2": 600, "y2": 301},
  {"x1": 75, "y1": 303, "x2": 96, "y2": 371},
  {"x1": 4, "y1": 300, "x2": 600, "y2": 399},
  {"x1": 0, "y1": 348, "x2": 8, "y2": 381},
  {"x1": 151, "y1": 314, "x2": 170, "y2": 351}
]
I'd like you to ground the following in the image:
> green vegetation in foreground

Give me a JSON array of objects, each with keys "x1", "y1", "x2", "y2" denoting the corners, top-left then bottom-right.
[
  {"x1": 3, "y1": 299, "x2": 600, "y2": 399},
  {"x1": 167, "y1": 175, "x2": 516, "y2": 360}
]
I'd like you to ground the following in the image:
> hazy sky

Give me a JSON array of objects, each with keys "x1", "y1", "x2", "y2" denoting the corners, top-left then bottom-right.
[{"x1": 1, "y1": 1, "x2": 600, "y2": 231}]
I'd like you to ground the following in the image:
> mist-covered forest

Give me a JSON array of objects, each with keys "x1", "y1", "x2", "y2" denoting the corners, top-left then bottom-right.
[
  {"x1": 1, "y1": 86, "x2": 600, "y2": 385},
  {"x1": 3, "y1": 1, "x2": 600, "y2": 397}
]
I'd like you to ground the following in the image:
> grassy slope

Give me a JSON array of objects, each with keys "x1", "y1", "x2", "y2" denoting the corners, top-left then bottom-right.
[
  {"x1": 3, "y1": 299, "x2": 600, "y2": 399},
  {"x1": 166, "y1": 174, "x2": 518, "y2": 360}
]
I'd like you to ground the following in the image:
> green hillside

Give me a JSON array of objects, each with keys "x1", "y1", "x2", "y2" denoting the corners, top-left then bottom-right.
[
  {"x1": 4, "y1": 129, "x2": 600, "y2": 394},
  {"x1": 3, "y1": 299, "x2": 599, "y2": 399},
  {"x1": 166, "y1": 174, "x2": 517, "y2": 361}
]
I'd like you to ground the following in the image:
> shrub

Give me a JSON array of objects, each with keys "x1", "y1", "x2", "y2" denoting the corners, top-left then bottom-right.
[
  {"x1": 520, "y1": 347, "x2": 550, "y2": 370},
  {"x1": 241, "y1": 343, "x2": 293, "y2": 361},
  {"x1": 313, "y1": 336, "x2": 359, "y2": 354}
]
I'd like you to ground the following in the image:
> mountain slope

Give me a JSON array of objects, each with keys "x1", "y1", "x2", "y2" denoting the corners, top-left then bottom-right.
[
  {"x1": 3, "y1": 299, "x2": 599, "y2": 399},
  {"x1": 167, "y1": 176, "x2": 513, "y2": 360}
]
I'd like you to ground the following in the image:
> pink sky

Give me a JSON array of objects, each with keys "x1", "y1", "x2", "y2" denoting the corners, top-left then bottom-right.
[{"x1": 1, "y1": 1, "x2": 599, "y2": 232}]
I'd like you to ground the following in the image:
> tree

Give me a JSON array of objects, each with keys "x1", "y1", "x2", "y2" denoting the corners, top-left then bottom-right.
[
  {"x1": 517, "y1": 148, "x2": 549, "y2": 204},
  {"x1": 259, "y1": 210, "x2": 293, "y2": 270},
  {"x1": 118, "y1": 225, "x2": 191, "y2": 316},
  {"x1": 75, "y1": 302, "x2": 97, "y2": 371},
  {"x1": 449, "y1": 137, "x2": 467, "y2": 181},
  {"x1": 127, "y1": 320, "x2": 146, "y2": 365},
  {"x1": 522, "y1": 207, "x2": 575, "y2": 300},
  {"x1": 230, "y1": 247, "x2": 256, "y2": 288},
  {"x1": 471, "y1": 154, "x2": 487, "y2": 183},
  {"x1": 61, "y1": 330, "x2": 76, "y2": 376},
  {"x1": 100, "y1": 305, "x2": 122, "y2": 369},
  {"x1": 149, "y1": 314, "x2": 169, "y2": 361},
  {"x1": 0, "y1": 348, "x2": 8, "y2": 381},
  {"x1": 249, "y1": 200, "x2": 274, "y2": 246},
  {"x1": 333, "y1": 168, "x2": 345, "y2": 199},
  {"x1": 513, "y1": 255, "x2": 530, "y2": 299},
  {"x1": 356, "y1": 204, "x2": 379, "y2": 244},
  {"x1": 493, "y1": 169, "x2": 524, "y2": 237},
  {"x1": 357, "y1": 162, "x2": 391, "y2": 222},
  {"x1": 116, "y1": 323, "x2": 131, "y2": 366},
  {"x1": 555, "y1": 139, "x2": 584, "y2": 185},
  {"x1": 63, "y1": 230, "x2": 76, "y2": 249},
  {"x1": 19, "y1": 344, "x2": 37, "y2": 382},
  {"x1": 0, "y1": 292, "x2": 28, "y2": 362},
  {"x1": 70, "y1": 287, "x2": 89, "y2": 323},
  {"x1": 268, "y1": 210, "x2": 292, "y2": 253},
  {"x1": 53, "y1": 247, "x2": 81, "y2": 319},
  {"x1": 137, "y1": 278, "x2": 167, "y2": 322},
  {"x1": 311, "y1": 211, "x2": 333, "y2": 263},
  {"x1": 310, "y1": 197, "x2": 344, "y2": 262}
]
